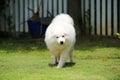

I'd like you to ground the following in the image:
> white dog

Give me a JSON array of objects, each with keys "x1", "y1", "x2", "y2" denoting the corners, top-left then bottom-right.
[{"x1": 44, "y1": 14, "x2": 76, "y2": 68}]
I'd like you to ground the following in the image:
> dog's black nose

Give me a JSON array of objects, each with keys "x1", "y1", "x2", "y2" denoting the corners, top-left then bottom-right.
[{"x1": 60, "y1": 41, "x2": 64, "y2": 45}]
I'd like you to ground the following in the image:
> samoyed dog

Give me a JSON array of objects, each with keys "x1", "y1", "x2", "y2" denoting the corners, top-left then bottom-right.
[{"x1": 44, "y1": 14, "x2": 76, "y2": 68}]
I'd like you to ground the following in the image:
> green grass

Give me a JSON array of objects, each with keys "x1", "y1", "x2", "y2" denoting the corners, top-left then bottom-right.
[{"x1": 0, "y1": 36, "x2": 120, "y2": 80}]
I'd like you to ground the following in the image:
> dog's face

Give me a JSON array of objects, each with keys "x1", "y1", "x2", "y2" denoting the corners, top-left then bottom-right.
[
  {"x1": 56, "y1": 35, "x2": 65, "y2": 45},
  {"x1": 55, "y1": 34, "x2": 67, "y2": 45}
]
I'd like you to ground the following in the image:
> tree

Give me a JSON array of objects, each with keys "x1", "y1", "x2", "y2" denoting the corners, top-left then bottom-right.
[{"x1": 68, "y1": 0, "x2": 82, "y2": 36}]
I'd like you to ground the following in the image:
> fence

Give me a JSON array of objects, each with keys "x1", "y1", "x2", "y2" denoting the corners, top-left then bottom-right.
[
  {"x1": 81, "y1": 0, "x2": 120, "y2": 36},
  {"x1": 0, "y1": 0, "x2": 120, "y2": 36},
  {"x1": 0, "y1": 0, "x2": 67, "y2": 33}
]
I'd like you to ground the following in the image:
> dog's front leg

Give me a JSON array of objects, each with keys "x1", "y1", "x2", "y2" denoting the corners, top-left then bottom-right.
[
  {"x1": 69, "y1": 49, "x2": 74, "y2": 63},
  {"x1": 51, "y1": 55, "x2": 57, "y2": 65},
  {"x1": 57, "y1": 53, "x2": 68, "y2": 68}
]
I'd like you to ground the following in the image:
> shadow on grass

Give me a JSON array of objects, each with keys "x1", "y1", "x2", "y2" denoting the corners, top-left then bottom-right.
[
  {"x1": 0, "y1": 37, "x2": 47, "y2": 54},
  {"x1": 74, "y1": 36, "x2": 120, "y2": 60},
  {"x1": 48, "y1": 62, "x2": 76, "y2": 68},
  {"x1": 0, "y1": 36, "x2": 120, "y2": 54},
  {"x1": 75, "y1": 36, "x2": 120, "y2": 51}
]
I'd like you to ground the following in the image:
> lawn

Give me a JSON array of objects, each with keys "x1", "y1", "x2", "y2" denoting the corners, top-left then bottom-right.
[{"x1": 0, "y1": 36, "x2": 120, "y2": 80}]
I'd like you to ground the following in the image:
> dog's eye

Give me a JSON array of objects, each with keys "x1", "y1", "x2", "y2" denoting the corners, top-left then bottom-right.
[
  {"x1": 56, "y1": 36, "x2": 59, "y2": 38},
  {"x1": 62, "y1": 35, "x2": 64, "y2": 37}
]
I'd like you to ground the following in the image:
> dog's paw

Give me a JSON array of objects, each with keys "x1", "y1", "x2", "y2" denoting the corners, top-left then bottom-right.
[{"x1": 56, "y1": 65, "x2": 63, "y2": 68}]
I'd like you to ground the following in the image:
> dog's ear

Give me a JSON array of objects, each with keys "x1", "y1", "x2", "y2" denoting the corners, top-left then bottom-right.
[{"x1": 64, "y1": 33, "x2": 68, "y2": 36}]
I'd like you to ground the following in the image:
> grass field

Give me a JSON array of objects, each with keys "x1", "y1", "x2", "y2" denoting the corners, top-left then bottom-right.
[{"x1": 0, "y1": 36, "x2": 120, "y2": 80}]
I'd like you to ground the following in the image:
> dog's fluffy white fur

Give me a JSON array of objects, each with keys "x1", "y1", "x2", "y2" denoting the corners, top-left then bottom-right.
[{"x1": 44, "y1": 14, "x2": 76, "y2": 68}]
